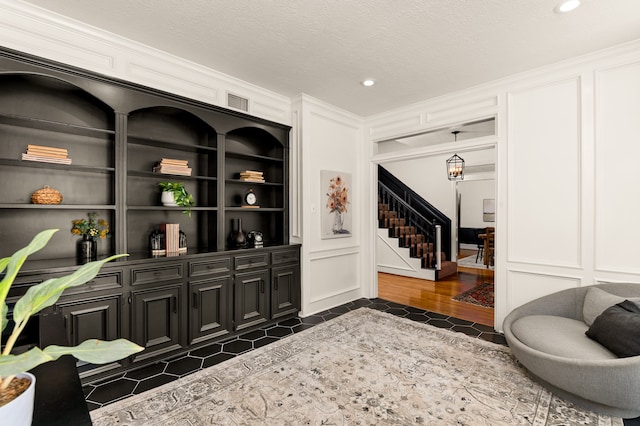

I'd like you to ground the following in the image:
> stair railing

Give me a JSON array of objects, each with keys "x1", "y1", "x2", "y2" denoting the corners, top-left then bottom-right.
[
  {"x1": 378, "y1": 165, "x2": 452, "y2": 260},
  {"x1": 378, "y1": 182, "x2": 440, "y2": 268}
]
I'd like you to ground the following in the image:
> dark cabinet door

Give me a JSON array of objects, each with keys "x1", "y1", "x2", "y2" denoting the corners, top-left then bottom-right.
[
  {"x1": 189, "y1": 276, "x2": 231, "y2": 345},
  {"x1": 271, "y1": 265, "x2": 300, "y2": 320},
  {"x1": 131, "y1": 285, "x2": 182, "y2": 361},
  {"x1": 233, "y1": 269, "x2": 269, "y2": 331},
  {"x1": 58, "y1": 295, "x2": 121, "y2": 345}
]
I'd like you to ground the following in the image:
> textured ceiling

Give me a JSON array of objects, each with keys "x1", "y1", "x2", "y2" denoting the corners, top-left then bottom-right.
[{"x1": 20, "y1": 0, "x2": 640, "y2": 116}]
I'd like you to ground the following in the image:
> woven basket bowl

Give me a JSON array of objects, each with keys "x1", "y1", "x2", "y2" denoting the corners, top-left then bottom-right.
[{"x1": 31, "y1": 185, "x2": 63, "y2": 205}]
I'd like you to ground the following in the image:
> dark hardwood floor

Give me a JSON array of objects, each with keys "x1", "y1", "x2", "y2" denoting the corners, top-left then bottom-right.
[{"x1": 378, "y1": 249, "x2": 495, "y2": 327}]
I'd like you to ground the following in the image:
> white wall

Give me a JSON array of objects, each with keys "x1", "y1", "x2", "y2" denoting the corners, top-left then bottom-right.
[
  {"x1": 459, "y1": 180, "x2": 495, "y2": 228},
  {"x1": 383, "y1": 154, "x2": 454, "y2": 219},
  {"x1": 292, "y1": 95, "x2": 366, "y2": 315}
]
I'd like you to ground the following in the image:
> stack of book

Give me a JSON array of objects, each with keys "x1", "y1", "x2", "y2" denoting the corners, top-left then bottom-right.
[
  {"x1": 22, "y1": 144, "x2": 72, "y2": 165},
  {"x1": 153, "y1": 158, "x2": 192, "y2": 176},
  {"x1": 161, "y1": 223, "x2": 185, "y2": 254},
  {"x1": 239, "y1": 170, "x2": 265, "y2": 183}
]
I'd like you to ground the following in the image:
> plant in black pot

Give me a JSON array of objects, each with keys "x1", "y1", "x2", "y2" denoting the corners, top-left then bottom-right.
[
  {"x1": 0, "y1": 229, "x2": 143, "y2": 425},
  {"x1": 158, "y1": 182, "x2": 194, "y2": 217}
]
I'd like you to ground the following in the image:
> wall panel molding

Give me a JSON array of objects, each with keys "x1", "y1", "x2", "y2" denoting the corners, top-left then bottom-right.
[
  {"x1": 594, "y1": 60, "x2": 640, "y2": 275},
  {"x1": 506, "y1": 77, "x2": 582, "y2": 268}
]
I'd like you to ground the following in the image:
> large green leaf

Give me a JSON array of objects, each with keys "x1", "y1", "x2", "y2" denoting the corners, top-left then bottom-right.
[
  {"x1": 0, "y1": 257, "x2": 9, "y2": 275},
  {"x1": 0, "y1": 347, "x2": 53, "y2": 378},
  {"x1": 1, "y1": 303, "x2": 6, "y2": 334},
  {"x1": 12, "y1": 254, "x2": 128, "y2": 325},
  {"x1": 0, "y1": 229, "x2": 58, "y2": 314},
  {"x1": 43, "y1": 339, "x2": 144, "y2": 364}
]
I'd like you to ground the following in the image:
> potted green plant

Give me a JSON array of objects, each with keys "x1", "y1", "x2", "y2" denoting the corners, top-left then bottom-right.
[
  {"x1": 159, "y1": 182, "x2": 194, "y2": 217},
  {"x1": 0, "y1": 229, "x2": 143, "y2": 425}
]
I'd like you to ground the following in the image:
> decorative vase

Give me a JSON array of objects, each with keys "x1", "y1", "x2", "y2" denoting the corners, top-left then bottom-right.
[
  {"x1": 332, "y1": 211, "x2": 344, "y2": 233},
  {"x1": 77, "y1": 235, "x2": 97, "y2": 262},
  {"x1": 161, "y1": 191, "x2": 177, "y2": 206},
  {"x1": 231, "y1": 218, "x2": 246, "y2": 248},
  {"x1": 0, "y1": 372, "x2": 36, "y2": 426}
]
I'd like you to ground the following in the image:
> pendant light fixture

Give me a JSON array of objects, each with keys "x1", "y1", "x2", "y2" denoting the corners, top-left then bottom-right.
[{"x1": 446, "y1": 131, "x2": 465, "y2": 181}]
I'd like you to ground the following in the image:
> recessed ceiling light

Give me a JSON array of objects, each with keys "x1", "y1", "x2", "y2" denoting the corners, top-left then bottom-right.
[
  {"x1": 554, "y1": 0, "x2": 580, "y2": 13},
  {"x1": 361, "y1": 79, "x2": 375, "y2": 87}
]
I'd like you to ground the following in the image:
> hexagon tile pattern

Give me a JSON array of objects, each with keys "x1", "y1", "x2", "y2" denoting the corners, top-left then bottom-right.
[{"x1": 83, "y1": 298, "x2": 506, "y2": 410}]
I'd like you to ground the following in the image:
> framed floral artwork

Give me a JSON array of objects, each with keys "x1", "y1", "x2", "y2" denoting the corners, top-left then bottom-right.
[{"x1": 321, "y1": 170, "x2": 352, "y2": 239}]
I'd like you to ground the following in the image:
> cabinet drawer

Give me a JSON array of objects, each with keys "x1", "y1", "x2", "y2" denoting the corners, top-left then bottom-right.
[
  {"x1": 131, "y1": 263, "x2": 184, "y2": 286},
  {"x1": 64, "y1": 271, "x2": 123, "y2": 296},
  {"x1": 271, "y1": 249, "x2": 299, "y2": 265},
  {"x1": 190, "y1": 257, "x2": 231, "y2": 277},
  {"x1": 234, "y1": 253, "x2": 268, "y2": 270}
]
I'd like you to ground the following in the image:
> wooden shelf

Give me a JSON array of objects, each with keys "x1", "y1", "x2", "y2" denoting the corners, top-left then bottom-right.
[
  {"x1": 128, "y1": 134, "x2": 217, "y2": 154},
  {"x1": 0, "y1": 203, "x2": 116, "y2": 209},
  {"x1": 225, "y1": 207, "x2": 285, "y2": 212},
  {"x1": 225, "y1": 150, "x2": 283, "y2": 163},
  {"x1": 225, "y1": 179, "x2": 282, "y2": 186},
  {"x1": 128, "y1": 170, "x2": 217, "y2": 181},
  {"x1": 127, "y1": 206, "x2": 218, "y2": 211},
  {"x1": 0, "y1": 112, "x2": 114, "y2": 138},
  {"x1": 0, "y1": 158, "x2": 114, "y2": 174}
]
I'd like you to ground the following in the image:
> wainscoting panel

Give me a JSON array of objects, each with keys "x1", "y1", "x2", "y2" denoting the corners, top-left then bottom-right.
[
  {"x1": 506, "y1": 269, "x2": 581, "y2": 314},
  {"x1": 594, "y1": 60, "x2": 640, "y2": 275},
  {"x1": 507, "y1": 78, "x2": 581, "y2": 268},
  {"x1": 306, "y1": 251, "x2": 361, "y2": 315}
]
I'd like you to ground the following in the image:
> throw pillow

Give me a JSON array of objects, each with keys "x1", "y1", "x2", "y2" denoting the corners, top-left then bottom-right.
[
  {"x1": 585, "y1": 300, "x2": 640, "y2": 358},
  {"x1": 582, "y1": 286, "x2": 640, "y2": 326}
]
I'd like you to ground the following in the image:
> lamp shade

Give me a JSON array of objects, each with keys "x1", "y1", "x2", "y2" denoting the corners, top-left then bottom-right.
[{"x1": 446, "y1": 154, "x2": 464, "y2": 181}]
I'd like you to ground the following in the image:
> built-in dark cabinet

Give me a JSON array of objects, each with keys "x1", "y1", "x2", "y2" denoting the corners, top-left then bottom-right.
[
  {"x1": 271, "y1": 265, "x2": 299, "y2": 320},
  {"x1": 1, "y1": 48, "x2": 300, "y2": 383},
  {"x1": 233, "y1": 268, "x2": 270, "y2": 331},
  {"x1": 131, "y1": 285, "x2": 182, "y2": 362},
  {"x1": 57, "y1": 295, "x2": 122, "y2": 346}
]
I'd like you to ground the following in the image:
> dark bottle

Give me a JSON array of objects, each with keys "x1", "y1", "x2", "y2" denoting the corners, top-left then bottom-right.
[{"x1": 231, "y1": 218, "x2": 246, "y2": 248}]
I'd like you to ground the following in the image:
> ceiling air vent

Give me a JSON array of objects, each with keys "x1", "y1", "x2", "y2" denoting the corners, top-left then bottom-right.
[{"x1": 227, "y1": 93, "x2": 249, "y2": 112}]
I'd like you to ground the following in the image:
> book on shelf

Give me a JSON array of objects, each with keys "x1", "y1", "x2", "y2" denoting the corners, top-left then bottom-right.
[
  {"x1": 239, "y1": 170, "x2": 265, "y2": 183},
  {"x1": 21, "y1": 153, "x2": 72, "y2": 165},
  {"x1": 160, "y1": 158, "x2": 189, "y2": 166},
  {"x1": 160, "y1": 223, "x2": 180, "y2": 254},
  {"x1": 241, "y1": 205, "x2": 260, "y2": 209},
  {"x1": 27, "y1": 144, "x2": 68, "y2": 156},
  {"x1": 23, "y1": 144, "x2": 72, "y2": 164},
  {"x1": 154, "y1": 158, "x2": 192, "y2": 176},
  {"x1": 153, "y1": 166, "x2": 192, "y2": 176}
]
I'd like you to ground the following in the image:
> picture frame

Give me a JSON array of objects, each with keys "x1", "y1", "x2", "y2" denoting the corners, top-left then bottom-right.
[
  {"x1": 321, "y1": 170, "x2": 352, "y2": 239},
  {"x1": 483, "y1": 198, "x2": 495, "y2": 222}
]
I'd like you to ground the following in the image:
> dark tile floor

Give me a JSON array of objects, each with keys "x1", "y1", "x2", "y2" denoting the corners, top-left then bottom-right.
[{"x1": 82, "y1": 297, "x2": 506, "y2": 411}]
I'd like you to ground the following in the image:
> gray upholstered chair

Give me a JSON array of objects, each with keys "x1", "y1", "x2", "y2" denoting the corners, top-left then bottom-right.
[{"x1": 503, "y1": 283, "x2": 640, "y2": 419}]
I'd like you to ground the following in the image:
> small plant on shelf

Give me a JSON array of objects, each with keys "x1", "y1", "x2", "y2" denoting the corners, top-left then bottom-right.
[
  {"x1": 70, "y1": 212, "x2": 109, "y2": 241},
  {"x1": 158, "y1": 182, "x2": 194, "y2": 217},
  {"x1": 0, "y1": 229, "x2": 143, "y2": 414}
]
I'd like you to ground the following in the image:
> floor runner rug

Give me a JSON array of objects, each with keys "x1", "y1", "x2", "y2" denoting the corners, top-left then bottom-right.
[
  {"x1": 91, "y1": 308, "x2": 621, "y2": 425},
  {"x1": 453, "y1": 281, "x2": 494, "y2": 308}
]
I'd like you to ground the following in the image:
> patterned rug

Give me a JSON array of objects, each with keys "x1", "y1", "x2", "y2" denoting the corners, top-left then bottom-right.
[
  {"x1": 457, "y1": 253, "x2": 494, "y2": 270},
  {"x1": 453, "y1": 282, "x2": 494, "y2": 308},
  {"x1": 91, "y1": 308, "x2": 622, "y2": 425}
]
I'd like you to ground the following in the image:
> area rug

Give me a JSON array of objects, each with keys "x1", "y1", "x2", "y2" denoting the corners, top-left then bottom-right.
[
  {"x1": 453, "y1": 282, "x2": 494, "y2": 308},
  {"x1": 457, "y1": 253, "x2": 494, "y2": 270},
  {"x1": 91, "y1": 308, "x2": 621, "y2": 425}
]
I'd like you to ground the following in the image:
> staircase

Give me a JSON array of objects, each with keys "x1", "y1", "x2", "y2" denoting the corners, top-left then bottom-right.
[{"x1": 378, "y1": 202, "x2": 458, "y2": 281}]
